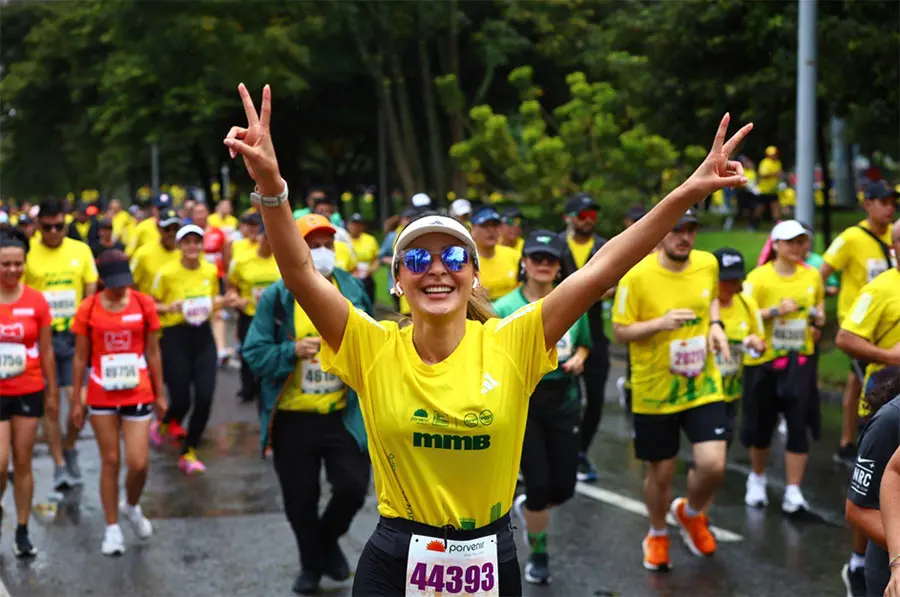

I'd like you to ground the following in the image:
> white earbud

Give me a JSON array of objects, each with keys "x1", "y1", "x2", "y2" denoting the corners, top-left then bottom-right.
[
  {"x1": 394, "y1": 284, "x2": 404, "y2": 296},
  {"x1": 472, "y1": 278, "x2": 480, "y2": 289}
]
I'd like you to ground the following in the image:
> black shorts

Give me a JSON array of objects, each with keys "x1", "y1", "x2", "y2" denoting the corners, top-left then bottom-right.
[
  {"x1": 352, "y1": 514, "x2": 521, "y2": 597},
  {"x1": 632, "y1": 400, "x2": 728, "y2": 462},
  {"x1": 520, "y1": 379, "x2": 580, "y2": 511},
  {"x1": 724, "y1": 400, "x2": 739, "y2": 446},
  {"x1": 88, "y1": 403, "x2": 154, "y2": 421},
  {"x1": 0, "y1": 391, "x2": 44, "y2": 421},
  {"x1": 740, "y1": 358, "x2": 818, "y2": 454},
  {"x1": 757, "y1": 192, "x2": 779, "y2": 207}
]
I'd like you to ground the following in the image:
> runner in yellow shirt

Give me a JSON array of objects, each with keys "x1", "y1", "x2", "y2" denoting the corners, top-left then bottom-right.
[
  {"x1": 347, "y1": 213, "x2": 379, "y2": 302},
  {"x1": 209, "y1": 199, "x2": 239, "y2": 240},
  {"x1": 107, "y1": 199, "x2": 135, "y2": 245},
  {"x1": 126, "y1": 194, "x2": 173, "y2": 257},
  {"x1": 470, "y1": 206, "x2": 519, "y2": 300},
  {"x1": 741, "y1": 220, "x2": 824, "y2": 514},
  {"x1": 129, "y1": 209, "x2": 181, "y2": 294},
  {"x1": 500, "y1": 208, "x2": 524, "y2": 257},
  {"x1": 753, "y1": 145, "x2": 783, "y2": 225},
  {"x1": 711, "y1": 248, "x2": 765, "y2": 446},
  {"x1": 230, "y1": 212, "x2": 262, "y2": 265},
  {"x1": 25, "y1": 199, "x2": 99, "y2": 490},
  {"x1": 613, "y1": 208, "x2": 730, "y2": 570},
  {"x1": 821, "y1": 180, "x2": 897, "y2": 464},
  {"x1": 225, "y1": 84, "x2": 750, "y2": 591},
  {"x1": 226, "y1": 225, "x2": 279, "y2": 403}
]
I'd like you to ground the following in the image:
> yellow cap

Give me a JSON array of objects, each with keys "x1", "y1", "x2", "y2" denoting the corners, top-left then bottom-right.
[{"x1": 765, "y1": 146, "x2": 778, "y2": 157}]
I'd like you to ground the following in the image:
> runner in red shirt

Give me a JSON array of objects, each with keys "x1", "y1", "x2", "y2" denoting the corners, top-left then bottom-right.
[
  {"x1": 0, "y1": 228, "x2": 58, "y2": 558},
  {"x1": 70, "y1": 250, "x2": 166, "y2": 557},
  {"x1": 190, "y1": 202, "x2": 231, "y2": 364}
]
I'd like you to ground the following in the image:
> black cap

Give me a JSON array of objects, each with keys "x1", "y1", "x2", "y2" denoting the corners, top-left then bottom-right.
[
  {"x1": 240, "y1": 211, "x2": 261, "y2": 225},
  {"x1": 349, "y1": 213, "x2": 364, "y2": 223},
  {"x1": 564, "y1": 193, "x2": 599, "y2": 216},
  {"x1": 713, "y1": 247, "x2": 746, "y2": 281},
  {"x1": 98, "y1": 218, "x2": 113, "y2": 229},
  {"x1": 522, "y1": 229, "x2": 564, "y2": 259},
  {"x1": 864, "y1": 180, "x2": 895, "y2": 201},
  {"x1": 675, "y1": 208, "x2": 700, "y2": 229},
  {"x1": 400, "y1": 207, "x2": 420, "y2": 220},
  {"x1": 16, "y1": 215, "x2": 32, "y2": 226},
  {"x1": 98, "y1": 257, "x2": 134, "y2": 289},
  {"x1": 158, "y1": 209, "x2": 181, "y2": 228},
  {"x1": 626, "y1": 205, "x2": 648, "y2": 222}
]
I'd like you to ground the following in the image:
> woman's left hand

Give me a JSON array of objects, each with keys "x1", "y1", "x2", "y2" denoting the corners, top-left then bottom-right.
[
  {"x1": 684, "y1": 114, "x2": 753, "y2": 197},
  {"x1": 709, "y1": 325, "x2": 731, "y2": 363},
  {"x1": 562, "y1": 354, "x2": 587, "y2": 376},
  {"x1": 154, "y1": 394, "x2": 168, "y2": 420}
]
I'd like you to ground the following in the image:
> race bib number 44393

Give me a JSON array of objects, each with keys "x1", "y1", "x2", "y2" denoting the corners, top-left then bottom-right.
[{"x1": 406, "y1": 534, "x2": 498, "y2": 597}]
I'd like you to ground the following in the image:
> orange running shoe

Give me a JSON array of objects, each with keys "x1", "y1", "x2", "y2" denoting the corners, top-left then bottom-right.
[
  {"x1": 670, "y1": 497, "x2": 717, "y2": 556},
  {"x1": 642, "y1": 533, "x2": 670, "y2": 571}
]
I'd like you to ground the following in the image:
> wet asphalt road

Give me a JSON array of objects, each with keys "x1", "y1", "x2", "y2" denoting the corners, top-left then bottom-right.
[{"x1": 0, "y1": 353, "x2": 856, "y2": 597}]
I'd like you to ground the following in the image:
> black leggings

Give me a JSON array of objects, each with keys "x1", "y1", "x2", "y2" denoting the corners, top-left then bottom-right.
[
  {"x1": 236, "y1": 312, "x2": 259, "y2": 402},
  {"x1": 160, "y1": 323, "x2": 217, "y2": 452},
  {"x1": 353, "y1": 515, "x2": 522, "y2": 596},
  {"x1": 579, "y1": 340, "x2": 610, "y2": 453}
]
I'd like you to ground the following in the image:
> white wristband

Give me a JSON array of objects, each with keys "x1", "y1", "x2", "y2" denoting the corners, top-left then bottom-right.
[{"x1": 251, "y1": 178, "x2": 289, "y2": 207}]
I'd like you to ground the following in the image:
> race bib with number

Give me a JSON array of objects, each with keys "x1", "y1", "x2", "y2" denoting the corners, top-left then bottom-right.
[
  {"x1": 301, "y1": 359, "x2": 344, "y2": 395},
  {"x1": 182, "y1": 297, "x2": 212, "y2": 326},
  {"x1": 772, "y1": 318, "x2": 806, "y2": 351},
  {"x1": 669, "y1": 336, "x2": 707, "y2": 378},
  {"x1": 0, "y1": 343, "x2": 27, "y2": 379},
  {"x1": 715, "y1": 341, "x2": 744, "y2": 378},
  {"x1": 355, "y1": 262, "x2": 371, "y2": 277},
  {"x1": 251, "y1": 286, "x2": 266, "y2": 305},
  {"x1": 100, "y1": 353, "x2": 140, "y2": 391},
  {"x1": 406, "y1": 534, "x2": 498, "y2": 597},
  {"x1": 44, "y1": 290, "x2": 77, "y2": 319},
  {"x1": 555, "y1": 330, "x2": 573, "y2": 362},
  {"x1": 866, "y1": 258, "x2": 889, "y2": 283}
]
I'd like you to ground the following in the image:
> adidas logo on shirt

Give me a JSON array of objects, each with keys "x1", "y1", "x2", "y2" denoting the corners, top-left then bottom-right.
[{"x1": 481, "y1": 372, "x2": 500, "y2": 395}]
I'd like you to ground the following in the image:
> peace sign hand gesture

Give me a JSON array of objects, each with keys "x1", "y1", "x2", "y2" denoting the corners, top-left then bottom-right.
[
  {"x1": 685, "y1": 113, "x2": 753, "y2": 197},
  {"x1": 224, "y1": 83, "x2": 283, "y2": 197}
]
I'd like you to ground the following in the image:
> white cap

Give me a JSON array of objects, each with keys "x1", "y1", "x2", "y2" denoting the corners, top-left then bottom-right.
[
  {"x1": 176, "y1": 224, "x2": 205, "y2": 242},
  {"x1": 0, "y1": 212, "x2": 8, "y2": 225},
  {"x1": 392, "y1": 215, "x2": 479, "y2": 274},
  {"x1": 770, "y1": 219, "x2": 809, "y2": 242},
  {"x1": 449, "y1": 199, "x2": 472, "y2": 217},
  {"x1": 411, "y1": 193, "x2": 432, "y2": 208}
]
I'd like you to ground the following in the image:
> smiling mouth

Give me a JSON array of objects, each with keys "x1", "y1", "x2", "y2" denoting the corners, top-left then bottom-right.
[{"x1": 422, "y1": 285, "x2": 454, "y2": 295}]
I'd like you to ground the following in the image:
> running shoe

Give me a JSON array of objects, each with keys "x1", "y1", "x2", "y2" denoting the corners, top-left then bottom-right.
[
  {"x1": 63, "y1": 448, "x2": 83, "y2": 486},
  {"x1": 744, "y1": 473, "x2": 769, "y2": 508},
  {"x1": 178, "y1": 449, "x2": 207, "y2": 475},
  {"x1": 781, "y1": 486, "x2": 810, "y2": 516},
  {"x1": 670, "y1": 497, "x2": 717, "y2": 556},
  {"x1": 576, "y1": 453, "x2": 598, "y2": 483},
  {"x1": 13, "y1": 526, "x2": 37, "y2": 558},
  {"x1": 52, "y1": 465, "x2": 72, "y2": 491},
  {"x1": 168, "y1": 421, "x2": 188, "y2": 441},
  {"x1": 641, "y1": 533, "x2": 670, "y2": 571},
  {"x1": 323, "y1": 541, "x2": 350, "y2": 581},
  {"x1": 100, "y1": 524, "x2": 125, "y2": 556},
  {"x1": 292, "y1": 569, "x2": 322, "y2": 596},
  {"x1": 512, "y1": 494, "x2": 529, "y2": 545},
  {"x1": 524, "y1": 552, "x2": 552, "y2": 585},
  {"x1": 834, "y1": 443, "x2": 858, "y2": 467},
  {"x1": 120, "y1": 501, "x2": 153, "y2": 539},
  {"x1": 841, "y1": 563, "x2": 867, "y2": 597}
]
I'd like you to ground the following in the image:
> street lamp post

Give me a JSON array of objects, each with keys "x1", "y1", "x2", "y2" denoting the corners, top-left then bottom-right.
[{"x1": 794, "y1": 0, "x2": 818, "y2": 227}]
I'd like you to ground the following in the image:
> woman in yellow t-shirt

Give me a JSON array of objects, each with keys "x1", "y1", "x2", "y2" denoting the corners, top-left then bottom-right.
[
  {"x1": 225, "y1": 84, "x2": 751, "y2": 593},
  {"x1": 740, "y1": 220, "x2": 824, "y2": 515},
  {"x1": 150, "y1": 224, "x2": 223, "y2": 475}
]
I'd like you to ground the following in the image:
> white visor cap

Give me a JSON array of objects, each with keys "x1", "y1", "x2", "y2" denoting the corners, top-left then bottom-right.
[
  {"x1": 176, "y1": 224, "x2": 205, "y2": 242},
  {"x1": 391, "y1": 215, "x2": 480, "y2": 275},
  {"x1": 450, "y1": 199, "x2": 472, "y2": 217},
  {"x1": 770, "y1": 219, "x2": 809, "y2": 242}
]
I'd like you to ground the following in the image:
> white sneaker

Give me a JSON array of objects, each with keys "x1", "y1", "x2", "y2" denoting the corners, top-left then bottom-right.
[
  {"x1": 101, "y1": 525, "x2": 126, "y2": 556},
  {"x1": 512, "y1": 494, "x2": 529, "y2": 546},
  {"x1": 120, "y1": 501, "x2": 153, "y2": 539},
  {"x1": 782, "y1": 486, "x2": 810, "y2": 515},
  {"x1": 616, "y1": 376, "x2": 627, "y2": 409},
  {"x1": 744, "y1": 474, "x2": 768, "y2": 508}
]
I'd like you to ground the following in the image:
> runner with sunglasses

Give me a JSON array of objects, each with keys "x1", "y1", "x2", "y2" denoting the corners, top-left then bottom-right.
[
  {"x1": 129, "y1": 209, "x2": 182, "y2": 295},
  {"x1": 499, "y1": 209, "x2": 524, "y2": 256},
  {"x1": 0, "y1": 228, "x2": 58, "y2": 557},
  {"x1": 469, "y1": 206, "x2": 520, "y2": 301},
  {"x1": 26, "y1": 199, "x2": 98, "y2": 491},
  {"x1": 494, "y1": 230, "x2": 591, "y2": 585},
  {"x1": 70, "y1": 251, "x2": 165, "y2": 555},
  {"x1": 224, "y1": 83, "x2": 750, "y2": 595}
]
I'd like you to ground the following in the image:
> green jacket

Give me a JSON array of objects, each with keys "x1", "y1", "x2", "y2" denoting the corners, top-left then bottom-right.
[{"x1": 241, "y1": 271, "x2": 370, "y2": 457}]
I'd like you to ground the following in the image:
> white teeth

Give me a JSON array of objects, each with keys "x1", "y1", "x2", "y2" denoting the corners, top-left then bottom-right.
[{"x1": 423, "y1": 286, "x2": 453, "y2": 294}]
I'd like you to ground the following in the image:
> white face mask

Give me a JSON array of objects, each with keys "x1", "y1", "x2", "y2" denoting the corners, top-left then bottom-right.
[{"x1": 311, "y1": 247, "x2": 336, "y2": 277}]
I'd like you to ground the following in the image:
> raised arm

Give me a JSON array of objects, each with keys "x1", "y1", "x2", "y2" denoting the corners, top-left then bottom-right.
[
  {"x1": 223, "y1": 84, "x2": 348, "y2": 351},
  {"x1": 542, "y1": 114, "x2": 752, "y2": 348}
]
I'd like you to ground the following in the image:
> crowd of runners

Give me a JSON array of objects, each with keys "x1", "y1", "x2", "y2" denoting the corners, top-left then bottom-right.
[{"x1": 0, "y1": 84, "x2": 897, "y2": 597}]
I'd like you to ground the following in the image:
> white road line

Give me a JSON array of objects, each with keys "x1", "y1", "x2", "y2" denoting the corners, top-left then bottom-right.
[
  {"x1": 575, "y1": 482, "x2": 745, "y2": 543},
  {"x1": 0, "y1": 573, "x2": 10, "y2": 597}
]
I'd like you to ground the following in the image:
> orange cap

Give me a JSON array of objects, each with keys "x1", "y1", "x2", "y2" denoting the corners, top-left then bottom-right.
[
  {"x1": 296, "y1": 214, "x2": 336, "y2": 238},
  {"x1": 86, "y1": 205, "x2": 99, "y2": 216}
]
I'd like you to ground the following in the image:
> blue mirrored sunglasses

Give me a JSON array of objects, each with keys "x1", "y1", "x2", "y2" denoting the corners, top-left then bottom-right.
[{"x1": 401, "y1": 246, "x2": 470, "y2": 274}]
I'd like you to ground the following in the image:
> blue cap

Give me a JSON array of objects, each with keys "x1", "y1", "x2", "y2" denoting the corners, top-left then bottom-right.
[
  {"x1": 153, "y1": 193, "x2": 172, "y2": 209},
  {"x1": 471, "y1": 207, "x2": 501, "y2": 226}
]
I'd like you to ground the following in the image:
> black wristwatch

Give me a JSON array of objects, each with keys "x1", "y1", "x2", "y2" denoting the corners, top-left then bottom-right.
[
  {"x1": 711, "y1": 320, "x2": 725, "y2": 331},
  {"x1": 769, "y1": 307, "x2": 779, "y2": 318}
]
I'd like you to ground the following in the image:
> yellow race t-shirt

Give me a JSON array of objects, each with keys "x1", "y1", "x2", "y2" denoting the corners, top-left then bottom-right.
[
  {"x1": 350, "y1": 233, "x2": 380, "y2": 278},
  {"x1": 507, "y1": 237, "x2": 524, "y2": 258},
  {"x1": 112, "y1": 211, "x2": 135, "y2": 244},
  {"x1": 74, "y1": 220, "x2": 92, "y2": 241},
  {"x1": 279, "y1": 296, "x2": 347, "y2": 413},
  {"x1": 743, "y1": 262, "x2": 824, "y2": 364},
  {"x1": 227, "y1": 251, "x2": 280, "y2": 317},
  {"x1": 613, "y1": 251, "x2": 723, "y2": 415},
  {"x1": 824, "y1": 220, "x2": 895, "y2": 323},
  {"x1": 126, "y1": 217, "x2": 161, "y2": 257},
  {"x1": 130, "y1": 242, "x2": 180, "y2": 295},
  {"x1": 840, "y1": 268, "x2": 900, "y2": 418},
  {"x1": 335, "y1": 241, "x2": 358, "y2": 273},
  {"x1": 24, "y1": 237, "x2": 99, "y2": 332},
  {"x1": 717, "y1": 293, "x2": 765, "y2": 402},
  {"x1": 151, "y1": 259, "x2": 219, "y2": 328},
  {"x1": 208, "y1": 213, "x2": 238, "y2": 237},
  {"x1": 231, "y1": 238, "x2": 258, "y2": 265},
  {"x1": 757, "y1": 157, "x2": 782, "y2": 194},
  {"x1": 321, "y1": 300, "x2": 556, "y2": 529},
  {"x1": 479, "y1": 245, "x2": 520, "y2": 300},
  {"x1": 567, "y1": 237, "x2": 594, "y2": 269}
]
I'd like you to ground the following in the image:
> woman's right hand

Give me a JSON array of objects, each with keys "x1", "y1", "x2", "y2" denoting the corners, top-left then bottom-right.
[
  {"x1": 70, "y1": 396, "x2": 85, "y2": 430},
  {"x1": 885, "y1": 566, "x2": 900, "y2": 597},
  {"x1": 777, "y1": 298, "x2": 799, "y2": 315},
  {"x1": 224, "y1": 84, "x2": 282, "y2": 196}
]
